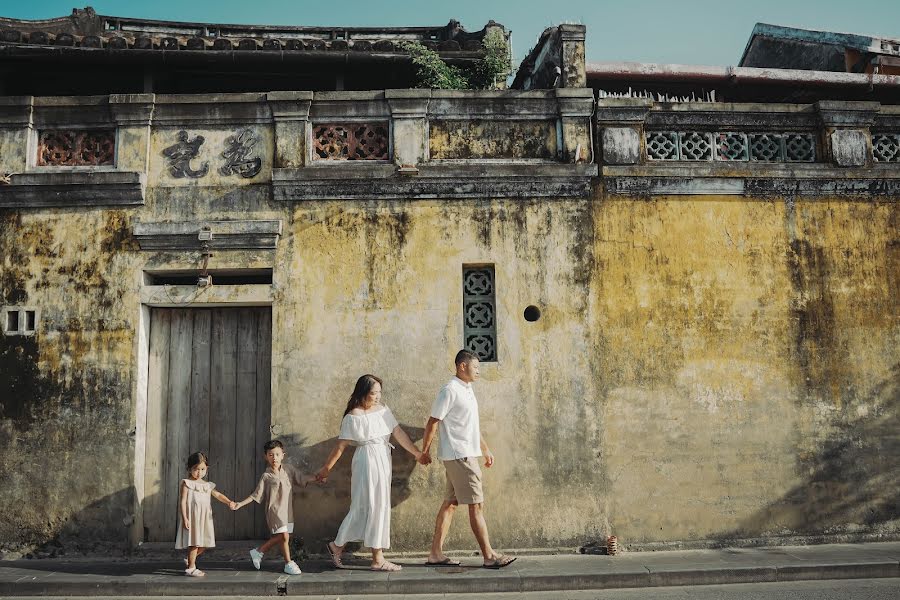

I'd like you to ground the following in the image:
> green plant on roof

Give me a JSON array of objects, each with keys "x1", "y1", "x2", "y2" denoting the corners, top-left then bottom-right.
[{"x1": 399, "y1": 29, "x2": 511, "y2": 90}]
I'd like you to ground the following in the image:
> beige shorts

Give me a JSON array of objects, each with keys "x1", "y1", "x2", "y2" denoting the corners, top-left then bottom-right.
[
  {"x1": 272, "y1": 523, "x2": 294, "y2": 534},
  {"x1": 443, "y1": 457, "x2": 484, "y2": 505}
]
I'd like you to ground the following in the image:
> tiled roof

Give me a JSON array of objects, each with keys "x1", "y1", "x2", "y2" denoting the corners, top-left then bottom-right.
[{"x1": 0, "y1": 6, "x2": 503, "y2": 56}]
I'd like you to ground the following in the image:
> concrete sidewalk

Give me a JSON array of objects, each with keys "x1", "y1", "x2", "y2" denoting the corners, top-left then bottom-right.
[{"x1": 0, "y1": 542, "x2": 898, "y2": 596}]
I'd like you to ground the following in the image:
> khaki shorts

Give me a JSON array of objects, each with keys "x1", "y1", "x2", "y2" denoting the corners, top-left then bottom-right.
[{"x1": 443, "y1": 457, "x2": 484, "y2": 505}]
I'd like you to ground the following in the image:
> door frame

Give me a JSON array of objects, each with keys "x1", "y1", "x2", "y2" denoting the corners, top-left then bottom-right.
[{"x1": 130, "y1": 283, "x2": 274, "y2": 546}]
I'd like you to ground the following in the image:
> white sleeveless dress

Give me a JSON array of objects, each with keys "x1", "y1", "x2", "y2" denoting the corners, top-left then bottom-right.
[{"x1": 334, "y1": 406, "x2": 398, "y2": 549}]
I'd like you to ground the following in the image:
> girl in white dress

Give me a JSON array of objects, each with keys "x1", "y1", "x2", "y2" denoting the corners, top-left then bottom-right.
[
  {"x1": 175, "y1": 452, "x2": 236, "y2": 577},
  {"x1": 316, "y1": 374, "x2": 425, "y2": 571}
]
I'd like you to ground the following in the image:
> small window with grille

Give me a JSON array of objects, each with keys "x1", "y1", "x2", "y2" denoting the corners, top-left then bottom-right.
[{"x1": 462, "y1": 265, "x2": 497, "y2": 362}]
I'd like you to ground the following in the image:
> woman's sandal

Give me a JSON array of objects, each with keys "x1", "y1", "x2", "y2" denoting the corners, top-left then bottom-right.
[
  {"x1": 370, "y1": 561, "x2": 402, "y2": 572},
  {"x1": 325, "y1": 542, "x2": 343, "y2": 569},
  {"x1": 184, "y1": 567, "x2": 206, "y2": 577}
]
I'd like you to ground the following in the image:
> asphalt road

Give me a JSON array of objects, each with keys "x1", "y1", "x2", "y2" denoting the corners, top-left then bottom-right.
[{"x1": 3, "y1": 577, "x2": 899, "y2": 600}]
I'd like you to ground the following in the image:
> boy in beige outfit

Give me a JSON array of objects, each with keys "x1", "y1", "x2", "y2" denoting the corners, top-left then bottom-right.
[{"x1": 234, "y1": 440, "x2": 315, "y2": 575}]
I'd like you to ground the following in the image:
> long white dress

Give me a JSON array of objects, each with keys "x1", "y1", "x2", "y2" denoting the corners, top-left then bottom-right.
[{"x1": 334, "y1": 405, "x2": 398, "y2": 549}]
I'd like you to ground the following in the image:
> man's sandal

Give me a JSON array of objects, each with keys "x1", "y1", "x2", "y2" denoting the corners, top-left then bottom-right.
[
  {"x1": 370, "y1": 561, "x2": 402, "y2": 572},
  {"x1": 483, "y1": 555, "x2": 517, "y2": 569},
  {"x1": 325, "y1": 542, "x2": 343, "y2": 569},
  {"x1": 184, "y1": 567, "x2": 206, "y2": 577}
]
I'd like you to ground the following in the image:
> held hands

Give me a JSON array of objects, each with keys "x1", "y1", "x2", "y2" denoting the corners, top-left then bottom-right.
[
  {"x1": 228, "y1": 501, "x2": 238, "y2": 510},
  {"x1": 302, "y1": 473, "x2": 322, "y2": 487},
  {"x1": 416, "y1": 450, "x2": 432, "y2": 466},
  {"x1": 315, "y1": 467, "x2": 330, "y2": 484}
]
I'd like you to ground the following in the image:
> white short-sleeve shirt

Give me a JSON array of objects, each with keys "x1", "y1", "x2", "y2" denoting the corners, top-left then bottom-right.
[{"x1": 430, "y1": 377, "x2": 481, "y2": 460}]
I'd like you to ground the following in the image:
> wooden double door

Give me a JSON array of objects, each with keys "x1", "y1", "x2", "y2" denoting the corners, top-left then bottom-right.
[{"x1": 143, "y1": 307, "x2": 272, "y2": 541}]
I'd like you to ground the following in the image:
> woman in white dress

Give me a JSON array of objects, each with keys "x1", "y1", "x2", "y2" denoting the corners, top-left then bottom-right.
[{"x1": 316, "y1": 374, "x2": 424, "y2": 571}]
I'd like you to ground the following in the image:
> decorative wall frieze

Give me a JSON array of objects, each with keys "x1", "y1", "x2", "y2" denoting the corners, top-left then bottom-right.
[{"x1": 603, "y1": 164, "x2": 900, "y2": 198}]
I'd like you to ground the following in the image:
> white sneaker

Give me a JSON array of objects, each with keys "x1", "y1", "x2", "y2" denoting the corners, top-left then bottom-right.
[
  {"x1": 249, "y1": 548, "x2": 263, "y2": 570},
  {"x1": 283, "y1": 560, "x2": 302, "y2": 575}
]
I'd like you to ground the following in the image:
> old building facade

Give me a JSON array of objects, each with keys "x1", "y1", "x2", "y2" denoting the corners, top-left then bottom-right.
[{"x1": 0, "y1": 9, "x2": 897, "y2": 553}]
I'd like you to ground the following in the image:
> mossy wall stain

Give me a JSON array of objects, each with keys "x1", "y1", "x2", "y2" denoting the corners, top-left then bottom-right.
[
  {"x1": 429, "y1": 119, "x2": 557, "y2": 159},
  {"x1": 0, "y1": 208, "x2": 141, "y2": 552}
]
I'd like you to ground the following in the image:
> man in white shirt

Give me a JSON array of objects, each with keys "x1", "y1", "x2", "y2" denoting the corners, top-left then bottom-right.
[{"x1": 419, "y1": 349, "x2": 517, "y2": 569}]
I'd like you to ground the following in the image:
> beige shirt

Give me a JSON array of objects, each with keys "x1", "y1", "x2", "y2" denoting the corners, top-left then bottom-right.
[{"x1": 249, "y1": 463, "x2": 306, "y2": 531}]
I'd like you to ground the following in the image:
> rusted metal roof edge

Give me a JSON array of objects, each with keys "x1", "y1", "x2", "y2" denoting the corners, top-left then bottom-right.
[{"x1": 586, "y1": 61, "x2": 900, "y2": 88}]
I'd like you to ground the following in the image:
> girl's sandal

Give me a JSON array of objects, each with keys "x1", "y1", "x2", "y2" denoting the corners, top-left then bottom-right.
[
  {"x1": 184, "y1": 568, "x2": 206, "y2": 577},
  {"x1": 325, "y1": 542, "x2": 343, "y2": 569},
  {"x1": 371, "y1": 561, "x2": 402, "y2": 572}
]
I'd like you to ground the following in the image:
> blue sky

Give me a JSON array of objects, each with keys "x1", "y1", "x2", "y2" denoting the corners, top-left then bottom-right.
[{"x1": 3, "y1": 0, "x2": 900, "y2": 67}]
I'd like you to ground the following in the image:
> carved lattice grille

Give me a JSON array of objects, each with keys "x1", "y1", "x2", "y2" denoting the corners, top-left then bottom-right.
[
  {"x1": 679, "y1": 132, "x2": 713, "y2": 161},
  {"x1": 312, "y1": 123, "x2": 389, "y2": 160},
  {"x1": 38, "y1": 130, "x2": 115, "y2": 166},
  {"x1": 749, "y1": 133, "x2": 783, "y2": 161},
  {"x1": 716, "y1": 132, "x2": 749, "y2": 161},
  {"x1": 646, "y1": 130, "x2": 818, "y2": 163},
  {"x1": 463, "y1": 266, "x2": 497, "y2": 362},
  {"x1": 872, "y1": 134, "x2": 900, "y2": 162},
  {"x1": 784, "y1": 133, "x2": 815, "y2": 162},
  {"x1": 646, "y1": 132, "x2": 678, "y2": 160}
]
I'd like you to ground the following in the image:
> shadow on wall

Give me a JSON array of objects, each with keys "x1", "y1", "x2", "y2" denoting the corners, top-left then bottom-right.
[
  {"x1": 722, "y1": 364, "x2": 900, "y2": 542},
  {"x1": 280, "y1": 424, "x2": 425, "y2": 551},
  {"x1": 14, "y1": 487, "x2": 138, "y2": 559}
]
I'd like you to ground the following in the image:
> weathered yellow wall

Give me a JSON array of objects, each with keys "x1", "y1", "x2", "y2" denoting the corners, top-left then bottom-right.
[
  {"x1": 1, "y1": 133, "x2": 898, "y2": 553},
  {"x1": 594, "y1": 197, "x2": 899, "y2": 543}
]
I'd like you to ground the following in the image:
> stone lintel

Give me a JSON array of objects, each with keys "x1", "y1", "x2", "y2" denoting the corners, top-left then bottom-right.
[
  {"x1": 556, "y1": 88, "x2": 594, "y2": 118},
  {"x1": 310, "y1": 93, "x2": 390, "y2": 121},
  {"x1": 267, "y1": 91, "x2": 314, "y2": 121},
  {"x1": 273, "y1": 163, "x2": 597, "y2": 200},
  {"x1": 133, "y1": 220, "x2": 283, "y2": 250},
  {"x1": 0, "y1": 96, "x2": 34, "y2": 129},
  {"x1": 0, "y1": 170, "x2": 145, "y2": 207},
  {"x1": 109, "y1": 94, "x2": 155, "y2": 126},
  {"x1": 152, "y1": 94, "x2": 273, "y2": 126},
  {"x1": 816, "y1": 100, "x2": 881, "y2": 128},
  {"x1": 428, "y1": 90, "x2": 562, "y2": 119},
  {"x1": 596, "y1": 99, "x2": 654, "y2": 125},
  {"x1": 386, "y1": 89, "x2": 431, "y2": 119},
  {"x1": 646, "y1": 109, "x2": 818, "y2": 130},
  {"x1": 141, "y1": 284, "x2": 273, "y2": 307}
]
